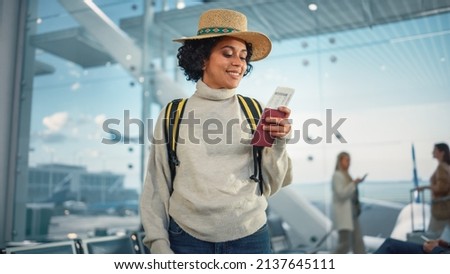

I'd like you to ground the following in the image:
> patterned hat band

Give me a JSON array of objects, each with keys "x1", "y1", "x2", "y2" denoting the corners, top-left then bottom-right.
[
  {"x1": 173, "y1": 9, "x2": 272, "y2": 61},
  {"x1": 197, "y1": 27, "x2": 239, "y2": 35}
]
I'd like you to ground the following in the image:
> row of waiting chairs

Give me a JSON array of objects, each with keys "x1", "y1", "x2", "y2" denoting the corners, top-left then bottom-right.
[
  {"x1": 6, "y1": 215, "x2": 328, "y2": 254},
  {"x1": 4, "y1": 232, "x2": 150, "y2": 254}
]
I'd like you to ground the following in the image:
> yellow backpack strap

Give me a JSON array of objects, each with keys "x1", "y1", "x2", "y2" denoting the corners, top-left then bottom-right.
[
  {"x1": 237, "y1": 94, "x2": 264, "y2": 195},
  {"x1": 164, "y1": 98, "x2": 188, "y2": 182},
  {"x1": 237, "y1": 94, "x2": 262, "y2": 134}
]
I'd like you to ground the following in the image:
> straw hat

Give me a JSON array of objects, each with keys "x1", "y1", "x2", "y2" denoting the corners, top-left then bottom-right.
[{"x1": 173, "y1": 9, "x2": 272, "y2": 61}]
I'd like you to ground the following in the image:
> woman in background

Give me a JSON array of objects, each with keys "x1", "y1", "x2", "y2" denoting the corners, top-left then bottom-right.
[
  {"x1": 418, "y1": 143, "x2": 450, "y2": 237},
  {"x1": 331, "y1": 152, "x2": 366, "y2": 254}
]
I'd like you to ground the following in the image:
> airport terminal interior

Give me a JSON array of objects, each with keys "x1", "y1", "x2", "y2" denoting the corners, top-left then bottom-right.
[{"x1": 1, "y1": 0, "x2": 450, "y2": 253}]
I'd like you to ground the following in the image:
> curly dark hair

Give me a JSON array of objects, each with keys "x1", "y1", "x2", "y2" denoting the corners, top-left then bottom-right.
[{"x1": 176, "y1": 37, "x2": 254, "y2": 82}]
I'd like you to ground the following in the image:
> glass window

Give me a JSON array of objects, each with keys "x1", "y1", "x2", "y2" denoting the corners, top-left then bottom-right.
[
  {"x1": 13, "y1": 0, "x2": 450, "y2": 248},
  {"x1": 21, "y1": 0, "x2": 147, "y2": 242}
]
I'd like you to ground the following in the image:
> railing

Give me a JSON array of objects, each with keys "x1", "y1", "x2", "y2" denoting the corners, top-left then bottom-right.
[{"x1": 409, "y1": 187, "x2": 428, "y2": 233}]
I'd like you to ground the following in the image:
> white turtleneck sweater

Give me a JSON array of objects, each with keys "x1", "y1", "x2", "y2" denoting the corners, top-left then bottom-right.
[{"x1": 140, "y1": 80, "x2": 293, "y2": 253}]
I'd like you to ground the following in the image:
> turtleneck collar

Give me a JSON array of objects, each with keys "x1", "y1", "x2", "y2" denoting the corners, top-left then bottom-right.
[{"x1": 195, "y1": 80, "x2": 236, "y2": 101}]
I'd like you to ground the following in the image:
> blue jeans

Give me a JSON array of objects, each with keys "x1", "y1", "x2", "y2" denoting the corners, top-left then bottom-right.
[
  {"x1": 374, "y1": 238, "x2": 424, "y2": 254},
  {"x1": 168, "y1": 218, "x2": 272, "y2": 254}
]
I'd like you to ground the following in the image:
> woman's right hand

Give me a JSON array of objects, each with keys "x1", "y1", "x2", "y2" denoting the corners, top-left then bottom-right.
[
  {"x1": 423, "y1": 239, "x2": 440, "y2": 253},
  {"x1": 422, "y1": 239, "x2": 448, "y2": 253}
]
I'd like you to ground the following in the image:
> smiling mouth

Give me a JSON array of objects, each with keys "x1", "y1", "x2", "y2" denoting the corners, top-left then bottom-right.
[{"x1": 227, "y1": 71, "x2": 241, "y2": 77}]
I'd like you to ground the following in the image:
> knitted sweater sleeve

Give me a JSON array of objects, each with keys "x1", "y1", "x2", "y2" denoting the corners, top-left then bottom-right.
[
  {"x1": 139, "y1": 108, "x2": 174, "y2": 254},
  {"x1": 261, "y1": 139, "x2": 293, "y2": 197}
]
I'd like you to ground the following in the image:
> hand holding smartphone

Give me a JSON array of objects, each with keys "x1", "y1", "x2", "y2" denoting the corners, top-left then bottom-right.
[
  {"x1": 361, "y1": 173, "x2": 368, "y2": 181},
  {"x1": 250, "y1": 87, "x2": 295, "y2": 147},
  {"x1": 355, "y1": 173, "x2": 368, "y2": 184},
  {"x1": 251, "y1": 109, "x2": 286, "y2": 147}
]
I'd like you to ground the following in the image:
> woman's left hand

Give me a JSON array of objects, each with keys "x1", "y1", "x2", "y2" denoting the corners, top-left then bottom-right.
[{"x1": 263, "y1": 106, "x2": 292, "y2": 139}]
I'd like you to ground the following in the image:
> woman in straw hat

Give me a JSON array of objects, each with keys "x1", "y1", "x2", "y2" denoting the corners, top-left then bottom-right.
[{"x1": 140, "y1": 9, "x2": 293, "y2": 254}]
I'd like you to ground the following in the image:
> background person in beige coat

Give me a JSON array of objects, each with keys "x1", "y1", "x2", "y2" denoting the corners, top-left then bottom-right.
[
  {"x1": 417, "y1": 143, "x2": 450, "y2": 237},
  {"x1": 331, "y1": 152, "x2": 366, "y2": 254}
]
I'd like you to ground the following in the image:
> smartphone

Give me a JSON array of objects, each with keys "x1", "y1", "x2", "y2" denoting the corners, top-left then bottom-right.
[
  {"x1": 361, "y1": 173, "x2": 368, "y2": 181},
  {"x1": 421, "y1": 235, "x2": 431, "y2": 242}
]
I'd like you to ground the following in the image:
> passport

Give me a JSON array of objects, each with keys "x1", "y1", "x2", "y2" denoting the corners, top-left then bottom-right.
[
  {"x1": 251, "y1": 108, "x2": 286, "y2": 147},
  {"x1": 250, "y1": 87, "x2": 295, "y2": 147}
]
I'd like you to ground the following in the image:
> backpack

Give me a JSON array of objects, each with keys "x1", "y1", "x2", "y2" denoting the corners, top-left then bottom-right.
[{"x1": 163, "y1": 94, "x2": 265, "y2": 195}]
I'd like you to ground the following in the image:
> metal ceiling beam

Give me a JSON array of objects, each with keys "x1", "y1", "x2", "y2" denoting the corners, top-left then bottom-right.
[
  {"x1": 56, "y1": 0, "x2": 187, "y2": 106},
  {"x1": 58, "y1": 0, "x2": 143, "y2": 79}
]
